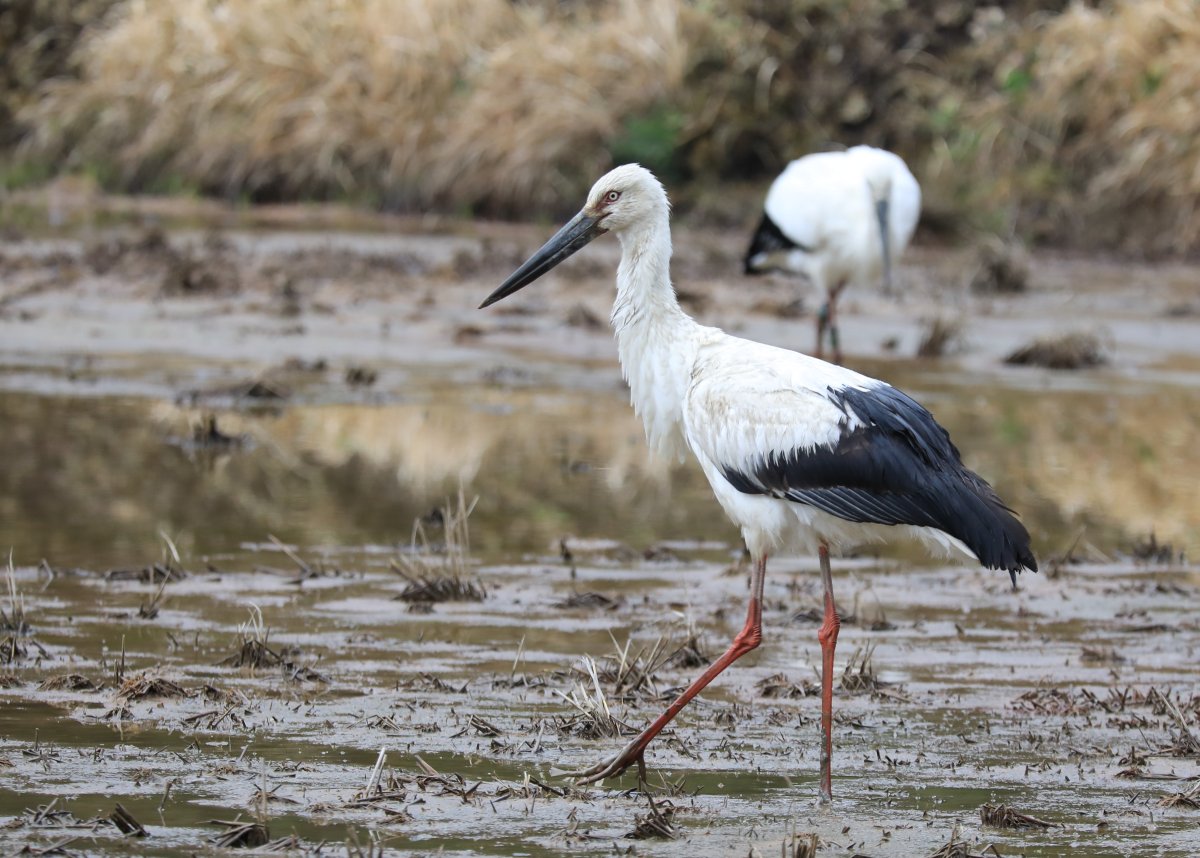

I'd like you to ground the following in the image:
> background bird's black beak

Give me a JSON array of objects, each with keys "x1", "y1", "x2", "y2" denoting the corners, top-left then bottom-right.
[
  {"x1": 479, "y1": 211, "x2": 606, "y2": 309},
  {"x1": 876, "y1": 197, "x2": 892, "y2": 296}
]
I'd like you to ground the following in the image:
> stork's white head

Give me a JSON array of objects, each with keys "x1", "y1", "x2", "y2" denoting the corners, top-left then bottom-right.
[
  {"x1": 580, "y1": 163, "x2": 669, "y2": 235},
  {"x1": 479, "y1": 163, "x2": 668, "y2": 308},
  {"x1": 849, "y1": 147, "x2": 895, "y2": 206}
]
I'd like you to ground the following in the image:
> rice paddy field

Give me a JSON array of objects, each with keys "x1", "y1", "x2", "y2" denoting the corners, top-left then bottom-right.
[
  {"x1": 0, "y1": 203, "x2": 1197, "y2": 856},
  {"x1": 2, "y1": 1, "x2": 1199, "y2": 854}
]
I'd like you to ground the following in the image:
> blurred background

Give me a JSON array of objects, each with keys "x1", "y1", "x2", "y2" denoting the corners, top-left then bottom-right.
[
  {"x1": 0, "y1": 0, "x2": 1197, "y2": 566},
  {"x1": 3, "y1": 0, "x2": 1198, "y2": 253}
]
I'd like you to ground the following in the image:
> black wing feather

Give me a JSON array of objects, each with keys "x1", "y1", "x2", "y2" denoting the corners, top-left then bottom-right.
[
  {"x1": 743, "y1": 212, "x2": 812, "y2": 274},
  {"x1": 721, "y1": 385, "x2": 1037, "y2": 576}
]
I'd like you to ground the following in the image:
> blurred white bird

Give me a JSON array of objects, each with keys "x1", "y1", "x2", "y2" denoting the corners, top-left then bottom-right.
[
  {"x1": 480, "y1": 164, "x2": 1033, "y2": 802},
  {"x1": 744, "y1": 146, "x2": 921, "y2": 363}
]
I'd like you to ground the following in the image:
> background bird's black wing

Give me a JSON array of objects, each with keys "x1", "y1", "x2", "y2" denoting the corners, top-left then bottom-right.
[
  {"x1": 721, "y1": 385, "x2": 1037, "y2": 575},
  {"x1": 743, "y1": 212, "x2": 811, "y2": 273}
]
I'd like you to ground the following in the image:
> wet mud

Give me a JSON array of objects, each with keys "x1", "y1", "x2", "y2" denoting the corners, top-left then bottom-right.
[
  {"x1": 3, "y1": 538, "x2": 1198, "y2": 856},
  {"x1": 1, "y1": 209, "x2": 1198, "y2": 855}
]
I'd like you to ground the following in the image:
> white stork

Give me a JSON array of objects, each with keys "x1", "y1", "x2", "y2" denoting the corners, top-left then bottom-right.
[
  {"x1": 744, "y1": 146, "x2": 921, "y2": 363},
  {"x1": 480, "y1": 164, "x2": 1034, "y2": 802}
]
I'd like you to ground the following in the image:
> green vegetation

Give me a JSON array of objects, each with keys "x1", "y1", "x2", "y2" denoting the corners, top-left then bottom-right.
[{"x1": 3, "y1": 0, "x2": 1197, "y2": 255}]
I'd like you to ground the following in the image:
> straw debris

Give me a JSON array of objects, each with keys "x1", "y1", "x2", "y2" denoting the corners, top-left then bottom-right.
[
  {"x1": 207, "y1": 817, "x2": 269, "y2": 848},
  {"x1": 554, "y1": 656, "x2": 638, "y2": 740},
  {"x1": 625, "y1": 795, "x2": 677, "y2": 840},
  {"x1": 1005, "y1": 332, "x2": 1108, "y2": 370},
  {"x1": 39, "y1": 674, "x2": 100, "y2": 692},
  {"x1": 2, "y1": 555, "x2": 30, "y2": 637},
  {"x1": 1, "y1": 635, "x2": 27, "y2": 664},
  {"x1": 20, "y1": 799, "x2": 78, "y2": 828},
  {"x1": 218, "y1": 606, "x2": 327, "y2": 682},
  {"x1": 782, "y1": 828, "x2": 819, "y2": 858},
  {"x1": 840, "y1": 644, "x2": 886, "y2": 694},
  {"x1": 980, "y1": 802, "x2": 1053, "y2": 830},
  {"x1": 554, "y1": 591, "x2": 623, "y2": 611},
  {"x1": 969, "y1": 238, "x2": 1029, "y2": 295},
  {"x1": 590, "y1": 633, "x2": 680, "y2": 701},
  {"x1": 108, "y1": 803, "x2": 147, "y2": 837},
  {"x1": 1011, "y1": 688, "x2": 1089, "y2": 716},
  {"x1": 392, "y1": 492, "x2": 484, "y2": 603},
  {"x1": 916, "y1": 317, "x2": 965, "y2": 359},
  {"x1": 757, "y1": 673, "x2": 818, "y2": 700},
  {"x1": 1157, "y1": 781, "x2": 1200, "y2": 809},
  {"x1": 1129, "y1": 532, "x2": 1182, "y2": 565},
  {"x1": 927, "y1": 827, "x2": 998, "y2": 858},
  {"x1": 116, "y1": 673, "x2": 190, "y2": 701}
]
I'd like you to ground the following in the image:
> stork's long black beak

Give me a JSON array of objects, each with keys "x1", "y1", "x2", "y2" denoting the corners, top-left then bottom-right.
[
  {"x1": 876, "y1": 198, "x2": 892, "y2": 296},
  {"x1": 479, "y1": 211, "x2": 606, "y2": 309}
]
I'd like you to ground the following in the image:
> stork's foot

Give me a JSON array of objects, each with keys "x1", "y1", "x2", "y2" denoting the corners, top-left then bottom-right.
[{"x1": 568, "y1": 738, "x2": 648, "y2": 785}]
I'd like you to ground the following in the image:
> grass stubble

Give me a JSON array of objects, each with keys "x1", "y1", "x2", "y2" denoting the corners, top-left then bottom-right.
[
  {"x1": 3, "y1": 493, "x2": 1199, "y2": 855},
  {"x1": 391, "y1": 491, "x2": 486, "y2": 604}
]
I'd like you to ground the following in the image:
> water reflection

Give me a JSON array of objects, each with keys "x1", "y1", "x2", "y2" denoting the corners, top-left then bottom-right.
[{"x1": 1, "y1": 370, "x2": 1197, "y2": 570}]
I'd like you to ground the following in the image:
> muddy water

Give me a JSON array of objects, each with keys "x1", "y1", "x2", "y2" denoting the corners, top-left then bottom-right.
[
  {"x1": 1, "y1": 365, "x2": 1197, "y2": 569},
  {"x1": 1, "y1": 368, "x2": 1199, "y2": 856}
]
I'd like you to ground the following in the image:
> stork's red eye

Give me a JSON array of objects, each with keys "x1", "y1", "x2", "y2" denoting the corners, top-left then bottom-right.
[{"x1": 605, "y1": 190, "x2": 621, "y2": 203}]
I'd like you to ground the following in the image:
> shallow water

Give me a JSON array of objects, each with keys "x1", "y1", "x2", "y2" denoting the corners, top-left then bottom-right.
[
  {"x1": 2, "y1": 549, "x2": 1198, "y2": 856},
  {"x1": 1, "y1": 361, "x2": 1197, "y2": 569},
  {"x1": 1, "y1": 354, "x2": 1199, "y2": 856}
]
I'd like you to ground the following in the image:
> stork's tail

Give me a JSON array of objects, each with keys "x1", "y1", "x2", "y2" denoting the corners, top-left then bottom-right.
[{"x1": 956, "y1": 485, "x2": 1038, "y2": 589}]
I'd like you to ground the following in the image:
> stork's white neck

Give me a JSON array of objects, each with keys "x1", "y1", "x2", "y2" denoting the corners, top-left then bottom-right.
[{"x1": 610, "y1": 215, "x2": 697, "y2": 462}]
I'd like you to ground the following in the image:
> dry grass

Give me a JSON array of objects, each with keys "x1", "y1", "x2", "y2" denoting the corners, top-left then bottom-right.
[
  {"x1": 20, "y1": 0, "x2": 686, "y2": 213},
  {"x1": 39, "y1": 674, "x2": 100, "y2": 691},
  {"x1": 1005, "y1": 331, "x2": 1108, "y2": 370},
  {"x1": 979, "y1": 802, "x2": 1053, "y2": 830},
  {"x1": 625, "y1": 794, "x2": 677, "y2": 840},
  {"x1": 969, "y1": 237, "x2": 1030, "y2": 294},
  {"x1": 916, "y1": 316, "x2": 965, "y2": 359},
  {"x1": 840, "y1": 644, "x2": 885, "y2": 694},
  {"x1": 554, "y1": 656, "x2": 638, "y2": 740},
  {"x1": 1157, "y1": 780, "x2": 1200, "y2": 809},
  {"x1": 756, "y1": 672, "x2": 817, "y2": 700},
  {"x1": 1008, "y1": 0, "x2": 1200, "y2": 255},
  {"x1": 116, "y1": 673, "x2": 189, "y2": 701},
  {"x1": 11, "y1": 1, "x2": 1199, "y2": 255},
  {"x1": 2, "y1": 555, "x2": 29, "y2": 637},
  {"x1": 782, "y1": 827, "x2": 819, "y2": 858},
  {"x1": 391, "y1": 491, "x2": 485, "y2": 603},
  {"x1": 0, "y1": 0, "x2": 124, "y2": 147},
  {"x1": 220, "y1": 605, "x2": 275, "y2": 667}
]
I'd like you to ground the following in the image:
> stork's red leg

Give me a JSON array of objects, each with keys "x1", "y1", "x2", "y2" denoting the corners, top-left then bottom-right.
[
  {"x1": 817, "y1": 543, "x2": 841, "y2": 803},
  {"x1": 571, "y1": 554, "x2": 768, "y2": 785}
]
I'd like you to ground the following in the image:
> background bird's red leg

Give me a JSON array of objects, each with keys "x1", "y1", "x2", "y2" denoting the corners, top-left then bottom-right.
[
  {"x1": 572, "y1": 554, "x2": 768, "y2": 784},
  {"x1": 817, "y1": 543, "x2": 840, "y2": 803}
]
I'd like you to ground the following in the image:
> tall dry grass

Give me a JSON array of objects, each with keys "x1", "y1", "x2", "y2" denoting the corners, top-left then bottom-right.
[
  {"x1": 12, "y1": 0, "x2": 1200, "y2": 254},
  {"x1": 21, "y1": 0, "x2": 686, "y2": 212},
  {"x1": 989, "y1": 0, "x2": 1200, "y2": 255},
  {"x1": 0, "y1": 0, "x2": 123, "y2": 149}
]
